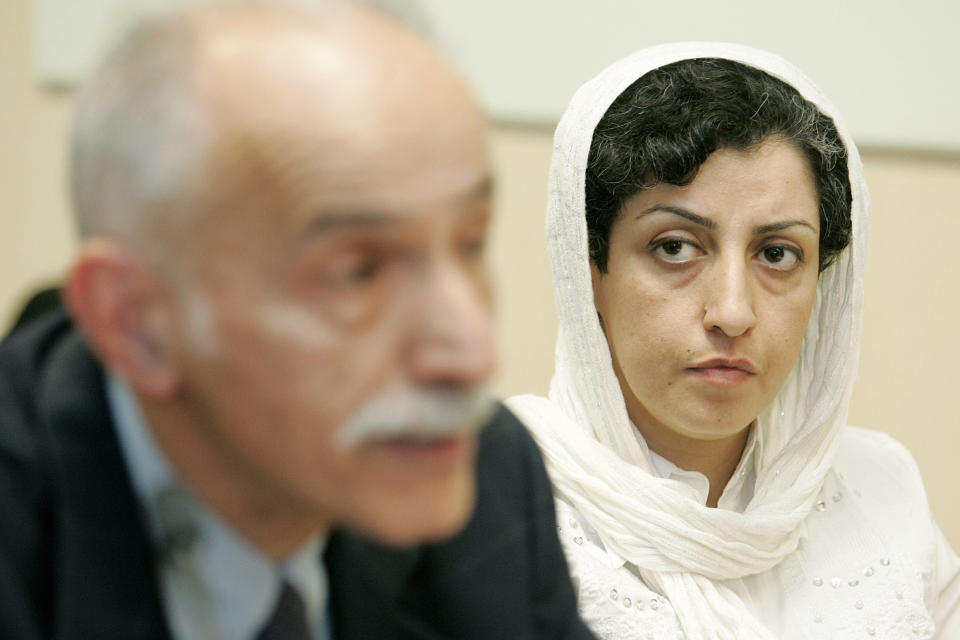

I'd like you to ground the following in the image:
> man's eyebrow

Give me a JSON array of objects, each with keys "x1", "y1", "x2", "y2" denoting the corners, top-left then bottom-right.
[
  {"x1": 753, "y1": 219, "x2": 818, "y2": 234},
  {"x1": 298, "y1": 175, "x2": 494, "y2": 238},
  {"x1": 637, "y1": 205, "x2": 717, "y2": 230},
  {"x1": 300, "y1": 211, "x2": 401, "y2": 237}
]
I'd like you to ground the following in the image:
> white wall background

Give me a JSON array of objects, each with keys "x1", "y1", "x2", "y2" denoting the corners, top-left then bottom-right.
[
  {"x1": 420, "y1": 0, "x2": 959, "y2": 150},
  {"x1": 33, "y1": 0, "x2": 960, "y2": 150}
]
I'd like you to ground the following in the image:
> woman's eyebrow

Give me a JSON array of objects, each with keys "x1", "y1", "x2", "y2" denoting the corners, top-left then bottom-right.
[
  {"x1": 753, "y1": 220, "x2": 817, "y2": 234},
  {"x1": 636, "y1": 205, "x2": 717, "y2": 229},
  {"x1": 637, "y1": 205, "x2": 817, "y2": 236}
]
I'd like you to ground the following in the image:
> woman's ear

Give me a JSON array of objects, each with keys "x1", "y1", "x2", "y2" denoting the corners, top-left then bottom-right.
[
  {"x1": 590, "y1": 260, "x2": 609, "y2": 332},
  {"x1": 64, "y1": 240, "x2": 180, "y2": 399},
  {"x1": 590, "y1": 259, "x2": 604, "y2": 312}
]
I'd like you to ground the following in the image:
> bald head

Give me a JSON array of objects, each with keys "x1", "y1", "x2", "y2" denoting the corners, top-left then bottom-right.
[{"x1": 71, "y1": 1, "x2": 485, "y2": 260}]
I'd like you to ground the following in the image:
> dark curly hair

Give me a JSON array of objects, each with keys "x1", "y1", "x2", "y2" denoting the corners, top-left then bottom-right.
[{"x1": 586, "y1": 58, "x2": 852, "y2": 273}]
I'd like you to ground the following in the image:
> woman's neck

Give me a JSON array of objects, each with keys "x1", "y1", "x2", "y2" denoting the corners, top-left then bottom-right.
[{"x1": 638, "y1": 423, "x2": 751, "y2": 508}]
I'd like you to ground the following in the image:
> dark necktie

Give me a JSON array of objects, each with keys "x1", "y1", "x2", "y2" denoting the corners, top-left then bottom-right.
[{"x1": 256, "y1": 582, "x2": 312, "y2": 640}]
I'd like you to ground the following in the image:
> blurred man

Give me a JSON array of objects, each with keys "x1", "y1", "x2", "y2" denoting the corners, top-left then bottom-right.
[{"x1": 0, "y1": 3, "x2": 592, "y2": 638}]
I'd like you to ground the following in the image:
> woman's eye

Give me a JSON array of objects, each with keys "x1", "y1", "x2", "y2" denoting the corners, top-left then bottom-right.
[
  {"x1": 652, "y1": 238, "x2": 702, "y2": 263},
  {"x1": 758, "y1": 245, "x2": 802, "y2": 271}
]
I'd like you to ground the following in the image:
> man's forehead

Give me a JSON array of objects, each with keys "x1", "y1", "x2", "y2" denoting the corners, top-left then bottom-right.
[
  {"x1": 203, "y1": 118, "x2": 488, "y2": 205},
  {"x1": 193, "y1": 21, "x2": 487, "y2": 182},
  {"x1": 190, "y1": 4, "x2": 465, "y2": 117},
  {"x1": 169, "y1": 3, "x2": 490, "y2": 240}
]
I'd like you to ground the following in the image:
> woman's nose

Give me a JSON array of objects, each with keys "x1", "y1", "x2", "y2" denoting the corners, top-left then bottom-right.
[{"x1": 701, "y1": 258, "x2": 757, "y2": 337}]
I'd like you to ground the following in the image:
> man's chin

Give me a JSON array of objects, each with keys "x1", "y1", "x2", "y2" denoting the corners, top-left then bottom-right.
[{"x1": 351, "y1": 469, "x2": 478, "y2": 548}]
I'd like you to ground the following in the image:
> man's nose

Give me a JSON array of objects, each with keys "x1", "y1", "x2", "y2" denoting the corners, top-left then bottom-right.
[
  {"x1": 701, "y1": 257, "x2": 757, "y2": 338},
  {"x1": 407, "y1": 260, "x2": 496, "y2": 387}
]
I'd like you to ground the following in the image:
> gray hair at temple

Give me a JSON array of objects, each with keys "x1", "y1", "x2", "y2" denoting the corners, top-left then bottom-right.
[
  {"x1": 70, "y1": 11, "x2": 208, "y2": 243},
  {"x1": 69, "y1": 0, "x2": 431, "y2": 246}
]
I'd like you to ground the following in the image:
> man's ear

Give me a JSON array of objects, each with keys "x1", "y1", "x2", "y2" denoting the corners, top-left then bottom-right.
[{"x1": 64, "y1": 239, "x2": 180, "y2": 399}]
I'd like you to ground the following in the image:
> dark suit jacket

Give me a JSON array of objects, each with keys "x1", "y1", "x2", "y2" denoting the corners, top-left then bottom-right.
[{"x1": 0, "y1": 311, "x2": 594, "y2": 640}]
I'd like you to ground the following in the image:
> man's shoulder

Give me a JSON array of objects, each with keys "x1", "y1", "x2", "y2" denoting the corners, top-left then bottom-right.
[
  {"x1": 0, "y1": 311, "x2": 73, "y2": 640},
  {"x1": 476, "y1": 403, "x2": 543, "y2": 477},
  {"x1": 0, "y1": 309, "x2": 107, "y2": 468},
  {"x1": 0, "y1": 309, "x2": 77, "y2": 472},
  {"x1": 0, "y1": 308, "x2": 82, "y2": 413},
  {"x1": 0, "y1": 310, "x2": 170, "y2": 640},
  {"x1": 452, "y1": 403, "x2": 549, "y2": 548}
]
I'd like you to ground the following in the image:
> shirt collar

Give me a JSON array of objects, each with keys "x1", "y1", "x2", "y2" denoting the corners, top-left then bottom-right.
[
  {"x1": 106, "y1": 374, "x2": 327, "y2": 639},
  {"x1": 629, "y1": 422, "x2": 759, "y2": 510}
]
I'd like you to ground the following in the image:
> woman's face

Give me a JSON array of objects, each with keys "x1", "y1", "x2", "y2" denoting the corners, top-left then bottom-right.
[{"x1": 592, "y1": 138, "x2": 820, "y2": 446}]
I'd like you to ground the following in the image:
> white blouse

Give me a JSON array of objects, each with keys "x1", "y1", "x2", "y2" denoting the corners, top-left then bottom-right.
[{"x1": 556, "y1": 427, "x2": 960, "y2": 639}]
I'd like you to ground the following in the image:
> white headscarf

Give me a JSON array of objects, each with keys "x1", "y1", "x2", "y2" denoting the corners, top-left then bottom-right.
[{"x1": 507, "y1": 42, "x2": 870, "y2": 639}]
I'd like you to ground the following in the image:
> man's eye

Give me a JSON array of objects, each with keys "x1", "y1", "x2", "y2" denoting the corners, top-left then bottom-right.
[
  {"x1": 758, "y1": 244, "x2": 802, "y2": 271},
  {"x1": 344, "y1": 260, "x2": 380, "y2": 282},
  {"x1": 652, "y1": 238, "x2": 701, "y2": 263},
  {"x1": 323, "y1": 256, "x2": 383, "y2": 288},
  {"x1": 459, "y1": 238, "x2": 486, "y2": 259}
]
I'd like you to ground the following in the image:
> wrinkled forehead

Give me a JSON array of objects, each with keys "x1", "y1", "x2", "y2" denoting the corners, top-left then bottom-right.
[
  {"x1": 190, "y1": 7, "x2": 484, "y2": 136},
  {"x1": 126, "y1": 9, "x2": 489, "y2": 290},
  {"x1": 182, "y1": 16, "x2": 488, "y2": 227}
]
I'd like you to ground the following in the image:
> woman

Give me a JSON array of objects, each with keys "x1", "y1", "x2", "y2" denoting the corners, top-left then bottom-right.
[{"x1": 507, "y1": 43, "x2": 959, "y2": 639}]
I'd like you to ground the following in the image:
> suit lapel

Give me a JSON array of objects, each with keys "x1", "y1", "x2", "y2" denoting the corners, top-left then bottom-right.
[
  {"x1": 40, "y1": 331, "x2": 170, "y2": 640},
  {"x1": 327, "y1": 532, "x2": 459, "y2": 640}
]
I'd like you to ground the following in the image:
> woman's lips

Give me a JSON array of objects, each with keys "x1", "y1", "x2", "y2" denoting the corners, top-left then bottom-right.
[
  {"x1": 686, "y1": 366, "x2": 754, "y2": 384},
  {"x1": 686, "y1": 358, "x2": 757, "y2": 384}
]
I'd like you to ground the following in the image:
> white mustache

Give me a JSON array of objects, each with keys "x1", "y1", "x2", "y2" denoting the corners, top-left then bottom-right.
[{"x1": 336, "y1": 387, "x2": 496, "y2": 450}]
